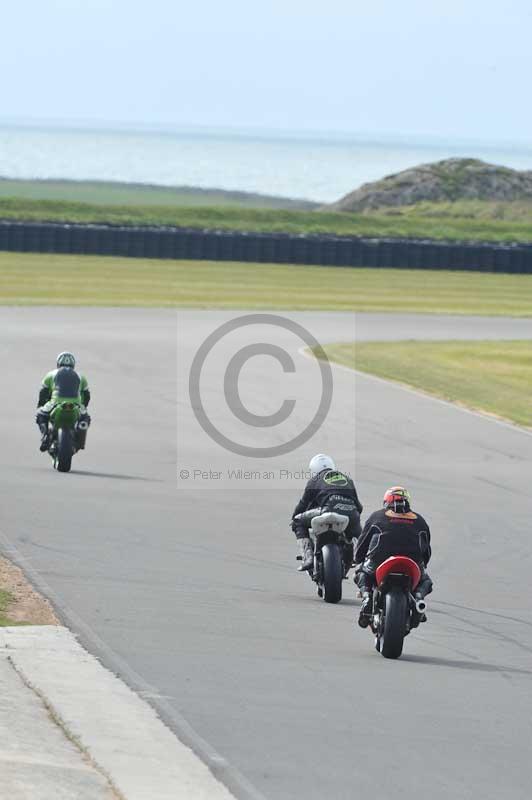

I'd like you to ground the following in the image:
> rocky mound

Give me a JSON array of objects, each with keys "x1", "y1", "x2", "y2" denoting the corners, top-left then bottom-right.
[{"x1": 328, "y1": 158, "x2": 532, "y2": 212}]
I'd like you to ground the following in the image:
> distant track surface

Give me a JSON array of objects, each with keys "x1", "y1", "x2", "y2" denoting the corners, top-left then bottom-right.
[{"x1": 1, "y1": 308, "x2": 531, "y2": 800}]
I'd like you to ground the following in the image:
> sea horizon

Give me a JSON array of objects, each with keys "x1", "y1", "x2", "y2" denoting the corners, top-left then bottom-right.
[{"x1": 1, "y1": 121, "x2": 532, "y2": 202}]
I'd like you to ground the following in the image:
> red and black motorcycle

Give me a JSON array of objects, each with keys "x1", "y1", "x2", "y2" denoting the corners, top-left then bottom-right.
[{"x1": 369, "y1": 556, "x2": 427, "y2": 659}]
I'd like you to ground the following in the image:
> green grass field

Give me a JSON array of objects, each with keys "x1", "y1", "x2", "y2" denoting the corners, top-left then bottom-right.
[
  {"x1": 1, "y1": 252, "x2": 532, "y2": 314},
  {"x1": 0, "y1": 589, "x2": 16, "y2": 627},
  {"x1": 318, "y1": 340, "x2": 532, "y2": 427},
  {"x1": 375, "y1": 199, "x2": 532, "y2": 223},
  {"x1": 2, "y1": 196, "x2": 532, "y2": 242},
  {"x1": 0, "y1": 178, "x2": 316, "y2": 210}
]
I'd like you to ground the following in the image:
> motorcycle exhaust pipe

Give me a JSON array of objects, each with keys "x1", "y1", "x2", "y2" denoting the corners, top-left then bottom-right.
[
  {"x1": 415, "y1": 598, "x2": 427, "y2": 614},
  {"x1": 77, "y1": 420, "x2": 89, "y2": 430}
]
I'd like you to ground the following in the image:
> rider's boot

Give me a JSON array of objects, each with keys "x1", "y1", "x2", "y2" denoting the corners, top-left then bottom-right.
[
  {"x1": 343, "y1": 541, "x2": 354, "y2": 577},
  {"x1": 358, "y1": 592, "x2": 373, "y2": 628},
  {"x1": 39, "y1": 424, "x2": 50, "y2": 452},
  {"x1": 297, "y1": 538, "x2": 314, "y2": 572}
]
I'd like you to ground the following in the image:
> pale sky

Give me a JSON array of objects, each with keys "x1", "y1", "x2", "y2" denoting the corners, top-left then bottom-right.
[{"x1": 2, "y1": 0, "x2": 532, "y2": 141}]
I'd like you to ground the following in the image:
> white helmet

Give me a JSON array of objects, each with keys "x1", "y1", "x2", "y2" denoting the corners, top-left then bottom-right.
[
  {"x1": 309, "y1": 453, "x2": 335, "y2": 476},
  {"x1": 56, "y1": 352, "x2": 76, "y2": 368}
]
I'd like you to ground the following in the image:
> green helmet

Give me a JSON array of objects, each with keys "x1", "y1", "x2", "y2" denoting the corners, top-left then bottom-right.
[{"x1": 56, "y1": 351, "x2": 76, "y2": 369}]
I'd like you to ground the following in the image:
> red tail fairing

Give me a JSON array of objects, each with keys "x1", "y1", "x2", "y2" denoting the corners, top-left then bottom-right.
[{"x1": 375, "y1": 556, "x2": 421, "y2": 589}]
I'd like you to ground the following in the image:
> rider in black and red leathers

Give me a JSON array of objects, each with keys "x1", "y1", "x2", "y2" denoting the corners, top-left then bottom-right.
[
  {"x1": 355, "y1": 486, "x2": 433, "y2": 627},
  {"x1": 292, "y1": 454, "x2": 363, "y2": 572}
]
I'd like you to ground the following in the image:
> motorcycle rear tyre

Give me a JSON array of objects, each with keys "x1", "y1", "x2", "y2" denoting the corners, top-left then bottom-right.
[
  {"x1": 380, "y1": 590, "x2": 407, "y2": 659},
  {"x1": 322, "y1": 544, "x2": 343, "y2": 604},
  {"x1": 57, "y1": 428, "x2": 73, "y2": 473}
]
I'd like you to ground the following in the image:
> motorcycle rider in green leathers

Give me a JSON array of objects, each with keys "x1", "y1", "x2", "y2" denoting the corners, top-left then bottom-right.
[{"x1": 36, "y1": 352, "x2": 91, "y2": 452}]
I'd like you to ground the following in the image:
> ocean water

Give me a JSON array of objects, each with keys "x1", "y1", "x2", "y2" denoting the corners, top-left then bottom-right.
[{"x1": 1, "y1": 125, "x2": 532, "y2": 203}]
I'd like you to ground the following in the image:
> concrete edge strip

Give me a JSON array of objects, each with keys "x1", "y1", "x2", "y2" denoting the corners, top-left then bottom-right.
[
  {"x1": 0, "y1": 535, "x2": 268, "y2": 800},
  {"x1": 2, "y1": 626, "x2": 235, "y2": 800},
  {"x1": 4, "y1": 652, "x2": 125, "y2": 799},
  {"x1": 299, "y1": 346, "x2": 532, "y2": 438}
]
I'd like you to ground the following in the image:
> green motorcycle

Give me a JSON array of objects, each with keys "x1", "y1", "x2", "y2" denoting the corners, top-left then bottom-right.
[{"x1": 47, "y1": 401, "x2": 88, "y2": 473}]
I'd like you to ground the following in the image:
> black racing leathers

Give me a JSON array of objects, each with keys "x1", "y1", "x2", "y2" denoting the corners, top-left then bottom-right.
[
  {"x1": 38, "y1": 386, "x2": 50, "y2": 408},
  {"x1": 292, "y1": 469, "x2": 363, "y2": 541},
  {"x1": 355, "y1": 508, "x2": 433, "y2": 597}
]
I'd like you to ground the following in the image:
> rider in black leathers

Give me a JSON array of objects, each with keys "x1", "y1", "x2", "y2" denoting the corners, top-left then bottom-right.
[
  {"x1": 292, "y1": 454, "x2": 363, "y2": 572},
  {"x1": 355, "y1": 486, "x2": 433, "y2": 627}
]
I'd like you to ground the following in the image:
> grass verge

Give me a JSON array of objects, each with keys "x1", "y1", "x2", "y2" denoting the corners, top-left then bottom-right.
[
  {"x1": 0, "y1": 179, "x2": 316, "y2": 210},
  {"x1": 0, "y1": 589, "x2": 17, "y2": 626},
  {"x1": 1, "y1": 252, "x2": 532, "y2": 314},
  {"x1": 318, "y1": 340, "x2": 532, "y2": 428},
  {"x1": 1, "y1": 197, "x2": 532, "y2": 242}
]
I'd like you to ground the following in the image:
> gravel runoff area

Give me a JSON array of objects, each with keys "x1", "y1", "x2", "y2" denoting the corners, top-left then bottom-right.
[{"x1": 0, "y1": 556, "x2": 59, "y2": 625}]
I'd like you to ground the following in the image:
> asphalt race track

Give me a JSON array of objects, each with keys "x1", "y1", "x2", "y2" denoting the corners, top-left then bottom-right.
[{"x1": 2, "y1": 307, "x2": 532, "y2": 800}]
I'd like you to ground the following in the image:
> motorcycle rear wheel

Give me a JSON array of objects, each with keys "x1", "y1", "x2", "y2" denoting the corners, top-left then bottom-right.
[
  {"x1": 322, "y1": 544, "x2": 343, "y2": 604},
  {"x1": 56, "y1": 428, "x2": 73, "y2": 473},
  {"x1": 380, "y1": 590, "x2": 407, "y2": 659}
]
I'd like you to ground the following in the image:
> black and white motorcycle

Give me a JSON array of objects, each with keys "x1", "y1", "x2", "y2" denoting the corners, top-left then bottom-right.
[{"x1": 294, "y1": 508, "x2": 350, "y2": 603}]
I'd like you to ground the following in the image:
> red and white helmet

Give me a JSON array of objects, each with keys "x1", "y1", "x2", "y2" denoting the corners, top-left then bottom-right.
[{"x1": 383, "y1": 486, "x2": 411, "y2": 513}]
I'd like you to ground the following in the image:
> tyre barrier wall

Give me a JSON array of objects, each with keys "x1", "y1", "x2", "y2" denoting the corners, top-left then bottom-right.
[{"x1": 1, "y1": 220, "x2": 531, "y2": 273}]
